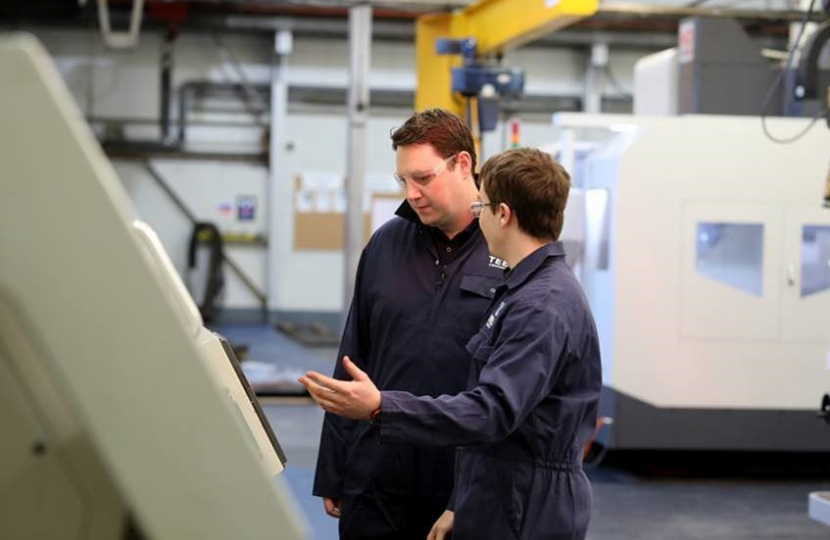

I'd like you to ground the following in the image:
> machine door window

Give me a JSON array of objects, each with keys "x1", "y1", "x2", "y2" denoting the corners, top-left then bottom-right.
[
  {"x1": 801, "y1": 225, "x2": 830, "y2": 298},
  {"x1": 681, "y1": 202, "x2": 780, "y2": 341},
  {"x1": 695, "y1": 222, "x2": 764, "y2": 297},
  {"x1": 778, "y1": 207, "x2": 830, "y2": 342}
]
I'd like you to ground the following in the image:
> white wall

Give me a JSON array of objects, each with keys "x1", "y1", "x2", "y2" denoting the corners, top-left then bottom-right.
[
  {"x1": 271, "y1": 113, "x2": 406, "y2": 312},
  {"x1": 21, "y1": 25, "x2": 654, "y2": 316},
  {"x1": 115, "y1": 159, "x2": 269, "y2": 310}
]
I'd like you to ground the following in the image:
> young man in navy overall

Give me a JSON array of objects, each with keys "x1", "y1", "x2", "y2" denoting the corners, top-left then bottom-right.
[
  {"x1": 302, "y1": 147, "x2": 602, "y2": 540},
  {"x1": 312, "y1": 109, "x2": 506, "y2": 540}
]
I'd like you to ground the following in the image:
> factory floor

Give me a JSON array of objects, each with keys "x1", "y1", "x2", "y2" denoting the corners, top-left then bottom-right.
[{"x1": 214, "y1": 324, "x2": 830, "y2": 540}]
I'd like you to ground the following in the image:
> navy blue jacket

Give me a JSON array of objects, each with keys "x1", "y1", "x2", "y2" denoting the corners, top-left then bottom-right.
[
  {"x1": 380, "y1": 242, "x2": 602, "y2": 540},
  {"x1": 313, "y1": 202, "x2": 505, "y2": 536}
]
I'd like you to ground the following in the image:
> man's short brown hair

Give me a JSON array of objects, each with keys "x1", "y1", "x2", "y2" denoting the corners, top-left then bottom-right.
[
  {"x1": 480, "y1": 148, "x2": 570, "y2": 241},
  {"x1": 391, "y1": 108, "x2": 477, "y2": 174}
]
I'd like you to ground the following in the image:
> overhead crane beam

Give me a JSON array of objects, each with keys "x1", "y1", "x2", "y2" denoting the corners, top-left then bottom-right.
[{"x1": 416, "y1": 0, "x2": 599, "y2": 114}]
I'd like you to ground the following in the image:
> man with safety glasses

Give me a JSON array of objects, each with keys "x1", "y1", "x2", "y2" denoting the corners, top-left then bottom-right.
[
  {"x1": 312, "y1": 108, "x2": 506, "y2": 540},
  {"x1": 302, "y1": 148, "x2": 602, "y2": 540}
]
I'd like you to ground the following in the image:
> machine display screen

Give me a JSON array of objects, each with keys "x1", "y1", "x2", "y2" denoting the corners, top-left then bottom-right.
[{"x1": 218, "y1": 335, "x2": 288, "y2": 466}]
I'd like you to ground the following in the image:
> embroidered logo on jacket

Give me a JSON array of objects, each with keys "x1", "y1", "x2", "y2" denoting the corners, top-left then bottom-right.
[{"x1": 488, "y1": 256, "x2": 508, "y2": 270}]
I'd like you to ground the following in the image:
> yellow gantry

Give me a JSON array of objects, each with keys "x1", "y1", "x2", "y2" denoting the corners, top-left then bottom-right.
[{"x1": 415, "y1": 0, "x2": 600, "y2": 114}]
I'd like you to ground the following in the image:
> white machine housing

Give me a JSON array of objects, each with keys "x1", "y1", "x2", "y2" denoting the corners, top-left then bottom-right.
[
  {"x1": 554, "y1": 112, "x2": 830, "y2": 450},
  {"x1": 0, "y1": 34, "x2": 306, "y2": 539},
  {"x1": 633, "y1": 48, "x2": 679, "y2": 116}
]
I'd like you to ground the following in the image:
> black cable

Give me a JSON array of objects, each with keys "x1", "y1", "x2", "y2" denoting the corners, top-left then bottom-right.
[
  {"x1": 143, "y1": 160, "x2": 268, "y2": 310},
  {"x1": 685, "y1": 0, "x2": 710, "y2": 9},
  {"x1": 687, "y1": 0, "x2": 771, "y2": 8},
  {"x1": 210, "y1": 31, "x2": 268, "y2": 119},
  {"x1": 187, "y1": 222, "x2": 225, "y2": 324},
  {"x1": 765, "y1": 106, "x2": 830, "y2": 143},
  {"x1": 603, "y1": 65, "x2": 633, "y2": 101},
  {"x1": 760, "y1": 0, "x2": 823, "y2": 144}
]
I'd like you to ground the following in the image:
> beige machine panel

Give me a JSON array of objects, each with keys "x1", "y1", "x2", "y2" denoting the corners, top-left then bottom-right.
[
  {"x1": 0, "y1": 34, "x2": 306, "y2": 540},
  {"x1": 780, "y1": 205, "x2": 830, "y2": 342},
  {"x1": 681, "y1": 201, "x2": 783, "y2": 341}
]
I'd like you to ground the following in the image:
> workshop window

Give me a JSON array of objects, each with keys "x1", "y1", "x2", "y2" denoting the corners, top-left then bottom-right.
[
  {"x1": 801, "y1": 225, "x2": 830, "y2": 297},
  {"x1": 695, "y1": 222, "x2": 764, "y2": 297}
]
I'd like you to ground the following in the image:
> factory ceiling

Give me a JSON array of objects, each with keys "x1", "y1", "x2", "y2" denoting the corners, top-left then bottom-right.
[{"x1": 1, "y1": 0, "x2": 826, "y2": 47}]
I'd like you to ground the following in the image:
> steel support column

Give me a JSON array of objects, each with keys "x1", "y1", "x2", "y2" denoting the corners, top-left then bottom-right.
[
  {"x1": 344, "y1": 4, "x2": 372, "y2": 315},
  {"x1": 584, "y1": 42, "x2": 607, "y2": 113},
  {"x1": 267, "y1": 29, "x2": 292, "y2": 320}
]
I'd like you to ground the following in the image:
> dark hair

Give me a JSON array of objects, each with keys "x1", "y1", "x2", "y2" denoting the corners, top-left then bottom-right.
[
  {"x1": 480, "y1": 148, "x2": 571, "y2": 241},
  {"x1": 391, "y1": 108, "x2": 477, "y2": 174}
]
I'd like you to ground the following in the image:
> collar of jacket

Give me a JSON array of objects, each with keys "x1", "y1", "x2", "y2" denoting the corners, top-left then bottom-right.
[
  {"x1": 394, "y1": 199, "x2": 480, "y2": 240},
  {"x1": 503, "y1": 242, "x2": 566, "y2": 291},
  {"x1": 395, "y1": 199, "x2": 420, "y2": 223}
]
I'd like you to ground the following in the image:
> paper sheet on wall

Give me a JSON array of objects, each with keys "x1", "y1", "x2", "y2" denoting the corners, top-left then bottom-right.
[
  {"x1": 365, "y1": 173, "x2": 401, "y2": 212},
  {"x1": 295, "y1": 189, "x2": 315, "y2": 213},
  {"x1": 297, "y1": 171, "x2": 343, "y2": 213},
  {"x1": 296, "y1": 171, "x2": 401, "y2": 214},
  {"x1": 315, "y1": 191, "x2": 333, "y2": 212},
  {"x1": 371, "y1": 197, "x2": 402, "y2": 233},
  {"x1": 366, "y1": 173, "x2": 400, "y2": 194},
  {"x1": 332, "y1": 189, "x2": 347, "y2": 213}
]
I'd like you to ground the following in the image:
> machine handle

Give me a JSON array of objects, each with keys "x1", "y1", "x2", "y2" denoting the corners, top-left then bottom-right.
[{"x1": 786, "y1": 263, "x2": 797, "y2": 287}]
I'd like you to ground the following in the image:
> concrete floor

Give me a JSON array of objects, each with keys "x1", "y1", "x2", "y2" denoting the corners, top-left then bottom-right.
[
  {"x1": 216, "y1": 324, "x2": 830, "y2": 540},
  {"x1": 587, "y1": 468, "x2": 828, "y2": 540}
]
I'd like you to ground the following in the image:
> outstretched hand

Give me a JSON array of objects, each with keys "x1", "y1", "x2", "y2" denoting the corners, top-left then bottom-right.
[
  {"x1": 298, "y1": 356, "x2": 381, "y2": 420},
  {"x1": 428, "y1": 510, "x2": 454, "y2": 540}
]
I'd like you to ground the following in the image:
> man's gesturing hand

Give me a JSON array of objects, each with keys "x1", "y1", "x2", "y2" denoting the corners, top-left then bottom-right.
[
  {"x1": 427, "y1": 510, "x2": 454, "y2": 540},
  {"x1": 298, "y1": 356, "x2": 381, "y2": 420},
  {"x1": 323, "y1": 497, "x2": 342, "y2": 519}
]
